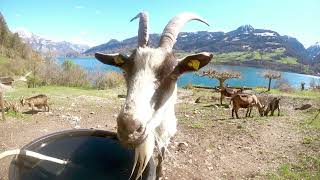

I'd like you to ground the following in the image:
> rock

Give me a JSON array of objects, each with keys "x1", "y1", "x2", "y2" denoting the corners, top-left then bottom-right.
[
  {"x1": 177, "y1": 142, "x2": 188, "y2": 151},
  {"x1": 208, "y1": 166, "x2": 214, "y2": 170},
  {"x1": 90, "y1": 112, "x2": 94, "y2": 114}
]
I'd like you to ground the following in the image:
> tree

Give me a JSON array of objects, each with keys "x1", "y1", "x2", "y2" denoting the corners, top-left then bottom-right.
[
  {"x1": 200, "y1": 69, "x2": 241, "y2": 105},
  {"x1": 262, "y1": 70, "x2": 281, "y2": 91}
]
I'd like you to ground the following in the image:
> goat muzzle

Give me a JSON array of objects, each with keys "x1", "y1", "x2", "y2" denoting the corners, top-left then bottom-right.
[{"x1": 117, "y1": 114, "x2": 147, "y2": 147}]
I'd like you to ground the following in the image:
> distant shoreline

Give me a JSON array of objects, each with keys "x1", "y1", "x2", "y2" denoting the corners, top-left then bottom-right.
[{"x1": 213, "y1": 60, "x2": 320, "y2": 77}]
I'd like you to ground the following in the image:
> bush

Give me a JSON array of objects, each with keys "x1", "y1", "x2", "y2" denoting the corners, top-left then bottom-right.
[
  {"x1": 275, "y1": 78, "x2": 294, "y2": 92},
  {"x1": 37, "y1": 59, "x2": 90, "y2": 88},
  {"x1": 93, "y1": 71, "x2": 125, "y2": 89},
  {"x1": 27, "y1": 74, "x2": 47, "y2": 88}
]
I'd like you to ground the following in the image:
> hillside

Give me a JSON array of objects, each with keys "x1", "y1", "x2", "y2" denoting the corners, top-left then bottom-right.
[
  {"x1": 0, "y1": 12, "x2": 43, "y2": 76},
  {"x1": 84, "y1": 25, "x2": 319, "y2": 75}
]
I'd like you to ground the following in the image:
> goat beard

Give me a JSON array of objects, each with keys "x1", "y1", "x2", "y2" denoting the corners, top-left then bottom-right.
[{"x1": 130, "y1": 133, "x2": 155, "y2": 180}]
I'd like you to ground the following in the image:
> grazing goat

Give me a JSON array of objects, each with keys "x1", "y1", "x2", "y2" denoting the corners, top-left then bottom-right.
[
  {"x1": 231, "y1": 93, "x2": 264, "y2": 119},
  {"x1": 20, "y1": 94, "x2": 49, "y2": 112},
  {"x1": 94, "y1": 12, "x2": 212, "y2": 179},
  {"x1": 264, "y1": 97, "x2": 280, "y2": 116}
]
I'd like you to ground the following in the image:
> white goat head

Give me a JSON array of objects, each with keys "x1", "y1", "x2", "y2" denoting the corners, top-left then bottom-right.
[{"x1": 95, "y1": 12, "x2": 212, "y2": 179}]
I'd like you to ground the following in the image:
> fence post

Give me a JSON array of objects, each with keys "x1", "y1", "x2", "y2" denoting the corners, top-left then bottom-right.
[{"x1": 0, "y1": 91, "x2": 5, "y2": 121}]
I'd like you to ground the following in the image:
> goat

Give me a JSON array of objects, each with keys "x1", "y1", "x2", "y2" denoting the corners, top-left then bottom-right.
[
  {"x1": 264, "y1": 97, "x2": 280, "y2": 116},
  {"x1": 231, "y1": 93, "x2": 264, "y2": 119},
  {"x1": 20, "y1": 94, "x2": 49, "y2": 112},
  {"x1": 94, "y1": 12, "x2": 212, "y2": 179}
]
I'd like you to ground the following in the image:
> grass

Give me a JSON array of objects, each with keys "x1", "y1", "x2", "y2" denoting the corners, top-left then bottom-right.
[
  {"x1": 255, "y1": 88, "x2": 320, "y2": 99},
  {"x1": 0, "y1": 55, "x2": 9, "y2": 65},
  {"x1": 269, "y1": 156, "x2": 320, "y2": 180},
  {"x1": 176, "y1": 50, "x2": 300, "y2": 66},
  {"x1": 4, "y1": 85, "x2": 126, "y2": 109},
  {"x1": 213, "y1": 49, "x2": 293, "y2": 63},
  {"x1": 5, "y1": 86, "x2": 125, "y2": 100},
  {"x1": 190, "y1": 121, "x2": 204, "y2": 129},
  {"x1": 279, "y1": 57, "x2": 298, "y2": 65},
  {"x1": 5, "y1": 110, "x2": 28, "y2": 119}
]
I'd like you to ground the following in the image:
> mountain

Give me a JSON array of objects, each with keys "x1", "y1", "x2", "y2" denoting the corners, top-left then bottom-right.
[
  {"x1": 307, "y1": 42, "x2": 320, "y2": 62},
  {"x1": 84, "y1": 25, "x2": 308, "y2": 62},
  {"x1": 16, "y1": 29, "x2": 90, "y2": 58},
  {"x1": 83, "y1": 25, "x2": 320, "y2": 75}
]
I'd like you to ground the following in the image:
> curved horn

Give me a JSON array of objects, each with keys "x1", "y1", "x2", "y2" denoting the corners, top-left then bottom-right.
[
  {"x1": 130, "y1": 12, "x2": 149, "y2": 47},
  {"x1": 159, "y1": 12, "x2": 209, "y2": 51}
]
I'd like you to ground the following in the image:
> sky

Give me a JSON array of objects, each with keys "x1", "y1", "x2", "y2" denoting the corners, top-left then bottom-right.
[{"x1": 0, "y1": 0, "x2": 319, "y2": 48}]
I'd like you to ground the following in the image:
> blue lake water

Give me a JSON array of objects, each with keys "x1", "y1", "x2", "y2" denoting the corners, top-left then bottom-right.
[{"x1": 57, "y1": 57, "x2": 320, "y2": 88}]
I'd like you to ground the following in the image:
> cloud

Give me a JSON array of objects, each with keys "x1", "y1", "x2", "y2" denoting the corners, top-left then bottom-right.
[{"x1": 75, "y1": 5, "x2": 85, "y2": 9}]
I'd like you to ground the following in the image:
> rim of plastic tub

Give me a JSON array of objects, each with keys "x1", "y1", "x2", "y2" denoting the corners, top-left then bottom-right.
[{"x1": 8, "y1": 129, "x2": 155, "y2": 180}]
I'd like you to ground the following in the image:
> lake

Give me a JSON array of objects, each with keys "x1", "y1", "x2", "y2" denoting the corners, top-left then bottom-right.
[{"x1": 57, "y1": 57, "x2": 320, "y2": 88}]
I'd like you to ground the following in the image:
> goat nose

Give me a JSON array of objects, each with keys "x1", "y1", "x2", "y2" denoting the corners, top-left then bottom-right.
[{"x1": 125, "y1": 120, "x2": 143, "y2": 134}]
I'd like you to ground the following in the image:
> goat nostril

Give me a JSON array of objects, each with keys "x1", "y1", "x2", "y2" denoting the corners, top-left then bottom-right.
[{"x1": 136, "y1": 125, "x2": 143, "y2": 133}]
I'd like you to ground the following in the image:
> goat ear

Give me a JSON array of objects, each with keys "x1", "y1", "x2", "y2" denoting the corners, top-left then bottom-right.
[
  {"x1": 172, "y1": 52, "x2": 213, "y2": 76},
  {"x1": 95, "y1": 53, "x2": 129, "y2": 68}
]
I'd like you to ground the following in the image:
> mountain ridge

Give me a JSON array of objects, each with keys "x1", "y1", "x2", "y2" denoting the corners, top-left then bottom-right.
[
  {"x1": 84, "y1": 25, "x2": 311, "y2": 62},
  {"x1": 83, "y1": 25, "x2": 320, "y2": 75},
  {"x1": 16, "y1": 29, "x2": 90, "y2": 58}
]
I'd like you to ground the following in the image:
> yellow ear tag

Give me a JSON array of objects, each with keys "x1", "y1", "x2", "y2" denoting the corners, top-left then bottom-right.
[
  {"x1": 115, "y1": 56, "x2": 124, "y2": 65},
  {"x1": 187, "y1": 60, "x2": 200, "y2": 70}
]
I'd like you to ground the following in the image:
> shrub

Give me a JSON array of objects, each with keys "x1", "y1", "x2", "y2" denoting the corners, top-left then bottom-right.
[
  {"x1": 93, "y1": 71, "x2": 125, "y2": 89},
  {"x1": 275, "y1": 78, "x2": 294, "y2": 92},
  {"x1": 37, "y1": 59, "x2": 90, "y2": 88}
]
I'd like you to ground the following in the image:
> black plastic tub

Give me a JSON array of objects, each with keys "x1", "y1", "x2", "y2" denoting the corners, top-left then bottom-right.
[{"x1": 9, "y1": 129, "x2": 155, "y2": 180}]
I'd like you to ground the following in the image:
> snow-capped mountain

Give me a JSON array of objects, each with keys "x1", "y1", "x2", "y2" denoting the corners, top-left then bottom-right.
[
  {"x1": 307, "y1": 42, "x2": 320, "y2": 61},
  {"x1": 84, "y1": 25, "x2": 308, "y2": 63},
  {"x1": 16, "y1": 29, "x2": 90, "y2": 57}
]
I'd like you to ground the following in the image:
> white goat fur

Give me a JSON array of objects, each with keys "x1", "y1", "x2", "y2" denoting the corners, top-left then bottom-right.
[{"x1": 126, "y1": 47, "x2": 178, "y2": 179}]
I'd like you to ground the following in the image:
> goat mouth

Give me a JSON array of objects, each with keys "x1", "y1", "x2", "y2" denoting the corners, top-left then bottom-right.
[{"x1": 118, "y1": 133, "x2": 148, "y2": 148}]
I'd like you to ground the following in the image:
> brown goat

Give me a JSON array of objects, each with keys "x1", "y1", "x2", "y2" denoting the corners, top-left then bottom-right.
[
  {"x1": 20, "y1": 94, "x2": 49, "y2": 112},
  {"x1": 264, "y1": 97, "x2": 280, "y2": 116},
  {"x1": 231, "y1": 93, "x2": 264, "y2": 119}
]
